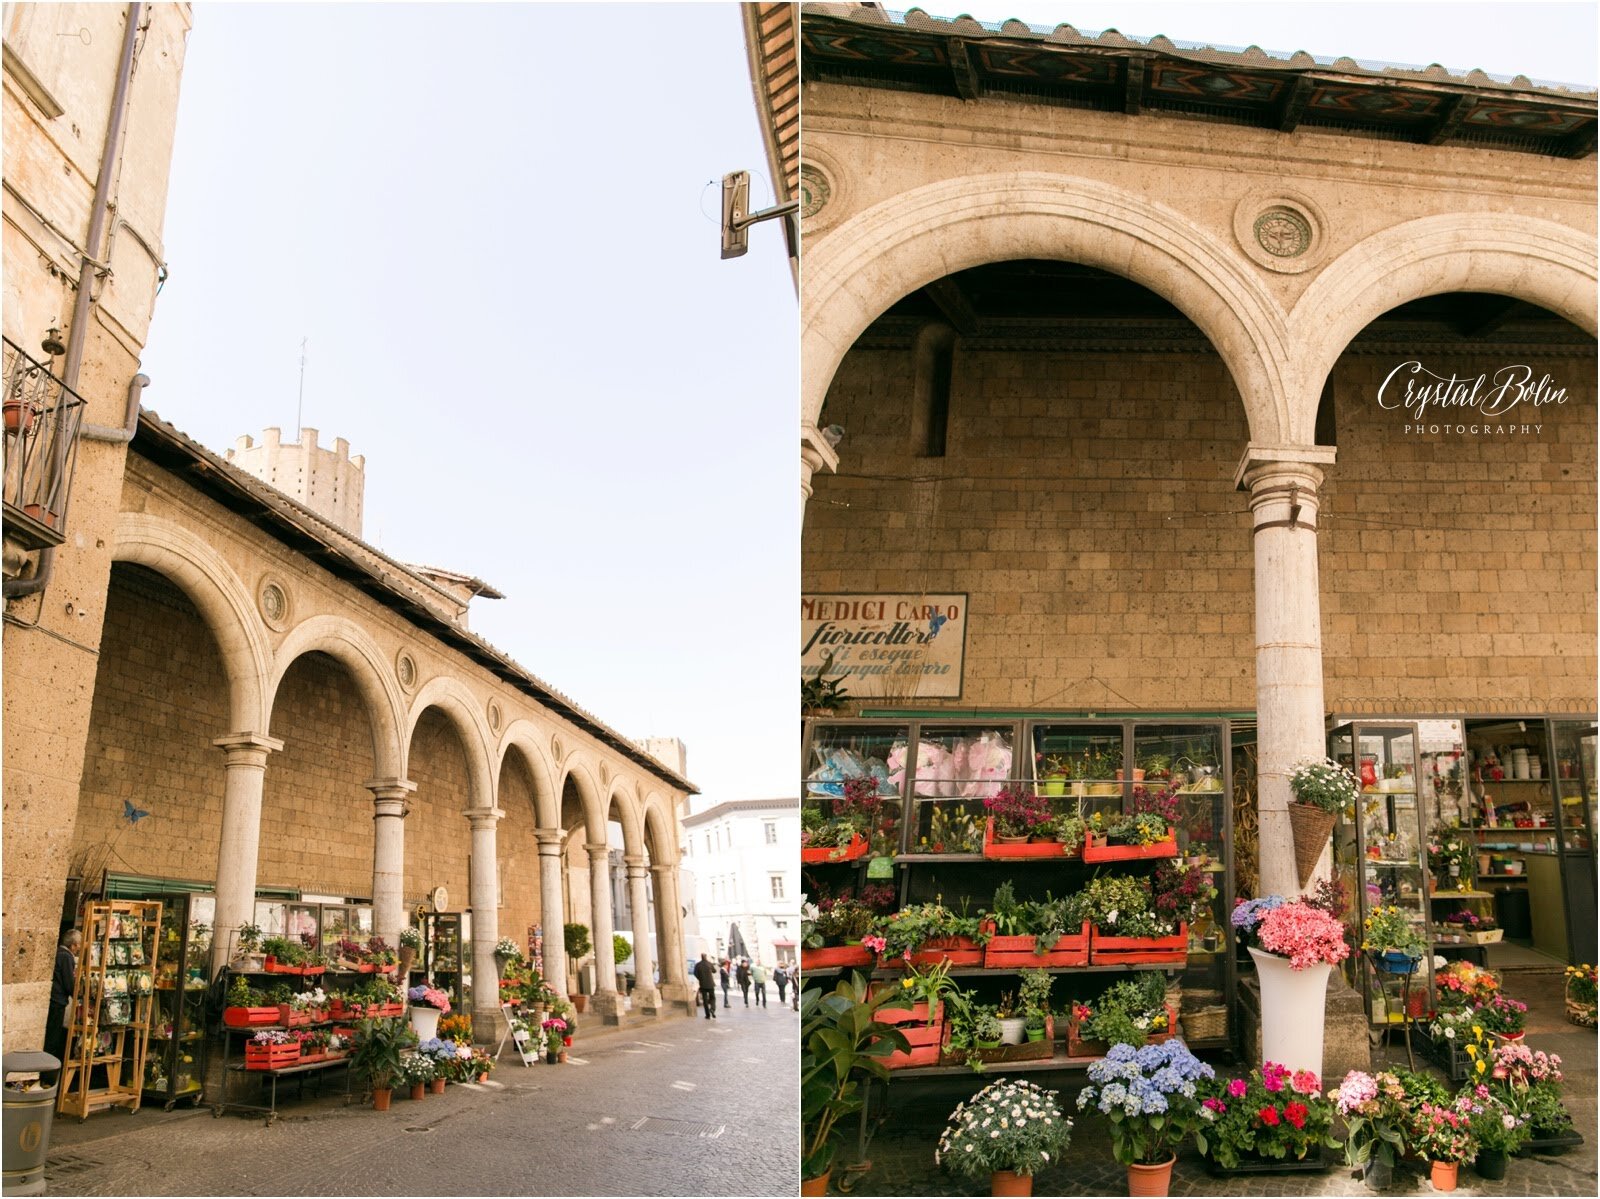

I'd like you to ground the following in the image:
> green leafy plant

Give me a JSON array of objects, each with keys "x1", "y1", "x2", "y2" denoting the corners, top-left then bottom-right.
[
  {"x1": 801, "y1": 973, "x2": 909, "y2": 1181},
  {"x1": 563, "y1": 923, "x2": 592, "y2": 960},
  {"x1": 1079, "y1": 973, "x2": 1168, "y2": 1047},
  {"x1": 1194, "y1": 1062, "x2": 1339, "y2": 1168},
  {"x1": 1017, "y1": 968, "x2": 1053, "y2": 1019},
  {"x1": 802, "y1": 652, "x2": 850, "y2": 712},
  {"x1": 1361, "y1": 905, "x2": 1426, "y2": 958},
  {"x1": 1040, "y1": 812, "x2": 1086, "y2": 852},
  {"x1": 350, "y1": 1016, "x2": 418, "y2": 1092},
  {"x1": 921, "y1": 802, "x2": 983, "y2": 854},
  {"x1": 236, "y1": 923, "x2": 263, "y2": 953},
  {"x1": 612, "y1": 934, "x2": 634, "y2": 966}
]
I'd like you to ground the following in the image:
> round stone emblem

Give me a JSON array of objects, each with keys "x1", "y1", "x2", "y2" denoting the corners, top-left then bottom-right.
[
  {"x1": 487, "y1": 699, "x2": 502, "y2": 733},
  {"x1": 799, "y1": 164, "x2": 831, "y2": 220},
  {"x1": 1253, "y1": 207, "x2": 1312, "y2": 258},
  {"x1": 256, "y1": 575, "x2": 291, "y2": 631},
  {"x1": 396, "y1": 650, "x2": 417, "y2": 691}
]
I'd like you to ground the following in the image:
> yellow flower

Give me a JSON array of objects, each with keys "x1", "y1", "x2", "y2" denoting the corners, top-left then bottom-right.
[
  {"x1": 1472, "y1": 1025, "x2": 1482, "y2": 1038},
  {"x1": 1476, "y1": 1060, "x2": 1487, "y2": 1074},
  {"x1": 1465, "y1": 1044, "x2": 1477, "y2": 1058},
  {"x1": 901, "y1": 978, "x2": 913, "y2": 990}
]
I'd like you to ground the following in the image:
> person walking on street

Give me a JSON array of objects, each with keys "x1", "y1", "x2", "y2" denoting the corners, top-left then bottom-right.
[
  {"x1": 736, "y1": 958, "x2": 752, "y2": 1006},
  {"x1": 45, "y1": 929, "x2": 80, "y2": 1083},
  {"x1": 773, "y1": 963, "x2": 789, "y2": 1006},
  {"x1": 752, "y1": 961, "x2": 768, "y2": 1007},
  {"x1": 693, "y1": 954, "x2": 718, "y2": 1019},
  {"x1": 719, "y1": 958, "x2": 732, "y2": 1008}
]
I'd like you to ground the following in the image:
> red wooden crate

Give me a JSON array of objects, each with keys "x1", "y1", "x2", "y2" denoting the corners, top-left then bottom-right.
[
  {"x1": 244, "y1": 1042, "x2": 301, "y2": 1070},
  {"x1": 801, "y1": 944, "x2": 874, "y2": 971},
  {"x1": 1089, "y1": 923, "x2": 1188, "y2": 965},
  {"x1": 1066, "y1": 1006, "x2": 1177, "y2": 1057},
  {"x1": 277, "y1": 1005, "x2": 312, "y2": 1027},
  {"x1": 982, "y1": 818, "x2": 1079, "y2": 860},
  {"x1": 871, "y1": 995, "x2": 942, "y2": 1026},
  {"x1": 885, "y1": 1012, "x2": 948, "y2": 1069},
  {"x1": 1082, "y1": 831, "x2": 1178, "y2": 863},
  {"x1": 223, "y1": 1005, "x2": 280, "y2": 1028},
  {"x1": 983, "y1": 921, "x2": 1090, "y2": 969},
  {"x1": 801, "y1": 834, "x2": 869, "y2": 865},
  {"x1": 882, "y1": 937, "x2": 984, "y2": 970}
]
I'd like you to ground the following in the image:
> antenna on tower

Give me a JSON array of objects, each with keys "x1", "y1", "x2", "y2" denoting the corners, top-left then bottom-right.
[{"x1": 296, "y1": 337, "x2": 307, "y2": 441}]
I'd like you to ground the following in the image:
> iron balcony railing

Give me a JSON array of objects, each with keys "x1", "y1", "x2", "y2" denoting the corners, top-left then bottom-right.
[{"x1": 3, "y1": 336, "x2": 88, "y2": 551}]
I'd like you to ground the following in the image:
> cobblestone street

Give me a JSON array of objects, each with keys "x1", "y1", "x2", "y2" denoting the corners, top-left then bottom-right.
[
  {"x1": 45, "y1": 1000, "x2": 797, "y2": 1196},
  {"x1": 834, "y1": 971, "x2": 1595, "y2": 1197}
]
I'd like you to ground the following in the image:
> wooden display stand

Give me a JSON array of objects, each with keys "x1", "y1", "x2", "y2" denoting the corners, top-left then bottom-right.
[{"x1": 57, "y1": 900, "x2": 163, "y2": 1120}]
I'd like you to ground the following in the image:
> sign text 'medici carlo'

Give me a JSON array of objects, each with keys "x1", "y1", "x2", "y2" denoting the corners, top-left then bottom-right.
[{"x1": 801, "y1": 594, "x2": 967, "y2": 699}]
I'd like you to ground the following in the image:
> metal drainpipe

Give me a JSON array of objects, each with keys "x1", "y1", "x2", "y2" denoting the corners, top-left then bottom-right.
[{"x1": 6, "y1": 2, "x2": 144, "y2": 601}]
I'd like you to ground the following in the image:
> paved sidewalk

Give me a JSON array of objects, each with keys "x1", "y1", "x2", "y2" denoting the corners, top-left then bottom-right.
[
  {"x1": 835, "y1": 970, "x2": 1595, "y2": 1196},
  {"x1": 45, "y1": 999, "x2": 798, "y2": 1195}
]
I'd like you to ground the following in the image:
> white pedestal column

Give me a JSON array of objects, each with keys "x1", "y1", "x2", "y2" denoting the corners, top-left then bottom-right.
[
  {"x1": 586, "y1": 842, "x2": 621, "y2": 1021},
  {"x1": 468, "y1": 807, "x2": 506, "y2": 1043},
  {"x1": 365, "y1": 777, "x2": 415, "y2": 948},
  {"x1": 535, "y1": 829, "x2": 568, "y2": 998},
  {"x1": 209, "y1": 732, "x2": 284, "y2": 976},
  {"x1": 1237, "y1": 446, "x2": 1336, "y2": 899},
  {"x1": 624, "y1": 856, "x2": 661, "y2": 1012}
]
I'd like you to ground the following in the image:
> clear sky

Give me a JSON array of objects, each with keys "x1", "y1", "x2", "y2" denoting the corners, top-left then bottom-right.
[
  {"x1": 140, "y1": 4, "x2": 796, "y2": 812},
  {"x1": 909, "y1": 2, "x2": 1596, "y2": 86}
]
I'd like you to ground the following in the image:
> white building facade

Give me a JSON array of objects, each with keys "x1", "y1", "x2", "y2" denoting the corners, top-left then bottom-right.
[{"x1": 682, "y1": 799, "x2": 799, "y2": 967}]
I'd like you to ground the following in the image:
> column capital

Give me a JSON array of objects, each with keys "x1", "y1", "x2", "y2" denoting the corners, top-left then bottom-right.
[
  {"x1": 465, "y1": 807, "x2": 506, "y2": 831},
  {"x1": 364, "y1": 777, "x2": 417, "y2": 798},
  {"x1": 585, "y1": 841, "x2": 612, "y2": 862},
  {"x1": 212, "y1": 732, "x2": 285, "y2": 761},
  {"x1": 534, "y1": 827, "x2": 565, "y2": 850},
  {"x1": 1233, "y1": 443, "x2": 1335, "y2": 492},
  {"x1": 623, "y1": 853, "x2": 648, "y2": 870},
  {"x1": 648, "y1": 857, "x2": 679, "y2": 874}
]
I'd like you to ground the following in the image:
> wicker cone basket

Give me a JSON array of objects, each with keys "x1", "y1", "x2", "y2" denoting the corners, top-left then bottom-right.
[{"x1": 1288, "y1": 803, "x2": 1338, "y2": 888}]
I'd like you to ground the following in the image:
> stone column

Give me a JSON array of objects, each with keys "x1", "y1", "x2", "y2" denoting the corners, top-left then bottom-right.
[
  {"x1": 535, "y1": 828, "x2": 568, "y2": 998},
  {"x1": 468, "y1": 807, "x2": 507, "y2": 1043},
  {"x1": 800, "y1": 423, "x2": 839, "y2": 518},
  {"x1": 364, "y1": 777, "x2": 416, "y2": 947},
  {"x1": 623, "y1": 856, "x2": 661, "y2": 1012},
  {"x1": 586, "y1": 842, "x2": 620, "y2": 1021},
  {"x1": 209, "y1": 732, "x2": 284, "y2": 976},
  {"x1": 651, "y1": 859, "x2": 692, "y2": 1014},
  {"x1": 1236, "y1": 445, "x2": 1337, "y2": 898}
]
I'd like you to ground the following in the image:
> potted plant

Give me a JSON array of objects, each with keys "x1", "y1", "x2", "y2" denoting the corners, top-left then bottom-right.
[
  {"x1": 937, "y1": 1077, "x2": 1074, "y2": 1196},
  {"x1": 875, "y1": 961, "x2": 958, "y2": 1069},
  {"x1": 1331, "y1": 1070, "x2": 1413, "y2": 1187},
  {"x1": 1565, "y1": 962, "x2": 1596, "y2": 1026},
  {"x1": 397, "y1": 925, "x2": 421, "y2": 977},
  {"x1": 995, "y1": 991, "x2": 1027, "y2": 1046},
  {"x1": 1074, "y1": 876, "x2": 1184, "y2": 966},
  {"x1": 542, "y1": 1016, "x2": 568, "y2": 1063},
  {"x1": 1361, "y1": 905, "x2": 1426, "y2": 974},
  {"x1": 222, "y1": 975, "x2": 279, "y2": 1027},
  {"x1": 398, "y1": 1053, "x2": 435, "y2": 1100},
  {"x1": 877, "y1": 900, "x2": 986, "y2": 968},
  {"x1": 918, "y1": 802, "x2": 984, "y2": 855},
  {"x1": 802, "y1": 657, "x2": 850, "y2": 717},
  {"x1": 1235, "y1": 896, "x2": 1350, "y2": 1079},
  {"x1": 350, "y1": 1017, "x2": 417, "y2": 1110},
  {"x1": 983, "y1": 786, "x2": 1049, "y2": 843},
  {"x1": 233, "y1": 922, "x2": 265, "y2": 971},
  {"x1": 801, "y1": 896, "x2": 880, "y2": 970},
  {"x1": 1018, "y1": 969, "x2": 1052, "y2": 1045},
  {"x1": 1036, "y1": 753, "x2": 1071, "y2": 797},
  {"x1": 1477, "y1": 994, "x2": 1529, "y2": 1041},
  {"x1": 1410, "y1": 1101, "x2": 1475, "y2": 1192},
  {"x1": 972, "y1": 1006, "x2": 1003, "y2": 1050},
  {"x1": 1071, "y1": 973, "x2": 1171, "y2": 1056},
  {"x1": 563, "y1": 923, "x2": 592, "y2": 1010},
  {"x1": 1077, "y1": 1040, "x2": 1215, "y2": 1196},
  {"x1": 1457, "y1": 1090, "x2": 1527, "y2": 1180},
  {"x1": 1193, "y1": 1062, "x2": 1339, "y2": 1173},
  {"x1": 1287, "y1": 759, "x2": 1358, "y2": 887},
  {"x1": 800, "y1": 973, "x2": 910, "y2": 1194},
  {"x1": 407, "y1": 983, "x2": 452, "y2": 1040},
  {"x1": 982, "y1": 885, "x2": 1089, "y2": 968}
]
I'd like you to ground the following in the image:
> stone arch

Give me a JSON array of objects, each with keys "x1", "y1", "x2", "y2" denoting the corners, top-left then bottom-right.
[
  {"x1": 111, "y1": 512, "x2": 271, "y2": 731},
  {"x1": 605, "y1": 780, "x2": 645, "y2": 859},
  {"x1": 558, "y1": 757, "x2": 609, "y2": 843},
  {"x1": 404, "y1": 675, "x2": 495, "y2": 811},
  {"x1": 1291, "y1": 213, "x2": 1599, "y2": 438},
  {"x1": 802, "y1": 171, "x2": 1292, "y2": 443},
  {"x1": 267, "y1": 615, "x2": 405, "y2": 779},
  {"x1": 640, "y1": 794, "x2": 678, "y2": 865},
  {"x1": 496, "y1": 721, "x2": 559, "y2": 828}
]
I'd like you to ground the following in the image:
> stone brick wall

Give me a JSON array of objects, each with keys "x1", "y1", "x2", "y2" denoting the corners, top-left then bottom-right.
[
  {"x1": 805, "y1": 343, "x2": 1596, "y2": 715},
  {"x1": 405, "y1": 709, "x2": 473, "y2": 915},
  {"x1": 497, "y1": 752, "x2": 542, "y2": 951}
]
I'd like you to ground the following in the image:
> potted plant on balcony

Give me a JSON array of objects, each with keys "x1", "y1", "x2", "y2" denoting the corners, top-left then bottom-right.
[{"x1": 1236, "y1": 896, "x2": 1350, "y2": 1079}]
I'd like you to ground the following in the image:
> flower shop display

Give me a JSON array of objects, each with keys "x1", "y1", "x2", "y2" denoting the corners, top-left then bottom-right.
[
  {"x1": 984, "y1": 785, "x2": 1052, "y2": 842},
  {"x1": 802, "y1": 776, "x2": 880, "y2": 862},
  {"x1": 1067, "y1": 973, "x2": 1171, "y2": 1058},
  {"x1": 1072, "y1": 876, "x2": 1184, "y2": 966},
  {"x1": 1082, "y1": 804, "x2": 1177, "y2": 863},
  {"x1": 802, "y1": 897, "x2": 880, "y2": 969},
  {"x1": 916, "y1": 801, "x2": 985, "y2": 854},
  {"x1": 1434, "y1": 960, "x2": 1501, "y2": 1008},
  {"x1": 877, "y1": 901, "x2": 987, "y2": 968},
  {"x1": 245, "y1": 1029, "x2": 300, "y2": 1070},
  {"x1": 1360, "y1": 904, "x2": 1426, "y2": 972},
  {"x1": 1077, "y1": 1040, "x2": 1215, "y2": 1197},
  {"x1": 1287, "y1": 759, "x2": 1359, "y2": 887},
  {"x1": 1564, "y1": 962, "x2": 1596, "y2": 1026},
  {"x1": 417, "y1": 1037, "x2": 461, "y2": 1089},
  {"x1": 1194, "y1": 1062, "x2": 1337, "y2": 1174},
  {"x1": 1241, "y1": 897, "x2": 1350, "y2": 1078},
  {"x1": 222, "y1": 976, "x2": 279, "y2": 1027},
  {"x1": 874, "y1": 963, "x2": 960, "y2": 1069},
  {"x1": 937, "y1": 1078, "x2": 1073, "y2": 1196},
  {"x1": 1427, "y1": 834, "x2": 1477, "y2": 891},
  {"x1": 981, "y1": 884, "x2": 1089, "y2": 967},
  {"x1": 1410, "y1": 1101, "x2": 1476, "y2": 1192},
  {"x1": 1330, "y1": 1070, "x2": 1413, "y2": 1183},
  {"x1": 1435, "y1": 909, "x2": 1500, "y2": 944},
  {"x1": 1018, "y1": 969, "x2": 1053, "y2": 1045},
  {"x1": 1480, "y1": 1039, "x2": 1580, "y2": 1153},
  {"x1": 801, "y1": 974, "x2": 910, "y2": 1194}
]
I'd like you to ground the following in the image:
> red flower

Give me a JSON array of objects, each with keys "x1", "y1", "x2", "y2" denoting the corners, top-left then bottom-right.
[
  {"x1": 1284, "y1": 1102, "x2": 1308, "y2": 1130},
  {"x1": 1258, "y1": 1105, "x2": 1280, "y2": 1126}
]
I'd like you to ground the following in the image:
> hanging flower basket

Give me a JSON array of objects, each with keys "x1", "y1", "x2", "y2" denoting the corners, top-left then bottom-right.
[{"x1": 1288, "y1": 803, "x2": 1338, "y2": 888}]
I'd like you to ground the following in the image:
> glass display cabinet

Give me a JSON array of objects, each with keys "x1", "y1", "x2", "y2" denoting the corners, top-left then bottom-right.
[
  {"x1": 145, "y1": 893, "x2": 212, "y2": 1109},
  {"x1": 803, "y1": 722, "x2": 908, "y2": 858},
  {"x1": 1550, "y1": 720, "x2": 1597, "y2": 964},
  {"x1": 1329, "y1": 721, "x2": 1436, "y2": 1027},
  {"x1": 413, "y1": 911, "x2": 469, "y2": 1012}
]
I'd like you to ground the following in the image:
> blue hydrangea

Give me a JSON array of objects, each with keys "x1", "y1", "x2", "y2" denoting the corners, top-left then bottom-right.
[{"x1": 1231, "y1": 895, "x2": 1286, "y2": 931}]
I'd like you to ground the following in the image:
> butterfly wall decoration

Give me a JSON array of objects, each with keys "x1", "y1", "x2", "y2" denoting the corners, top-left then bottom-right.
[{"x1": 123, "y1": 799, "x2": 151, "y2": 825}]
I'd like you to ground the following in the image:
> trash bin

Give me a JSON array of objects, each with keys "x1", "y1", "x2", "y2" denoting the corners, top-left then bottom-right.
[
  {"x1": 1495, "y1": 888, "x2": 1533, "y2": 941},
  {"x1": 3, "y1": 1051, "x2": 60, "y2": 1197}
]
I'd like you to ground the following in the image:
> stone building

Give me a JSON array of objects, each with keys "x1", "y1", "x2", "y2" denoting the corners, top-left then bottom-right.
[
  {"x1": 683, "y1": 798, "x2": 802, "y2": 969},
  {"x1": 3, "y1": 3, "x2": 697, "y2": 1051},
  {"x1": 799, "y1": 5, "x2": 1596, "y2": 910}
]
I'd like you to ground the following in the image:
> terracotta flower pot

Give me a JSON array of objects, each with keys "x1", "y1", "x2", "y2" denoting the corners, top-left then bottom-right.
[
  {"x1": 428, "y1": 1077, "x2": 446, "y2": 1095},
  {"x1": 477, "y1": 1072, "x2": 489, "y2": 1083},
  {"x1": 372, "y1": 1087, "x2": 392, "y2": 1111},
  {"x1": 1430, "y1": 1160, "x2": 1459, "y2": 1192},
  {"x1": 990, "y1": 1169, "x2": 1032, "y2": 1196},
  {"x1": 800, "y1": 1172, "x2": 830, "y2": 1196},
  {"x1": 1127, "y1": 1155, "x2": 1176, "y2": 1197},
  {"x1": 409, "y1": 1083, "x2": 425, "y2": 1101},
  {"x1": 572, "y1": 994, "x2": 588, "y2": 1013}
]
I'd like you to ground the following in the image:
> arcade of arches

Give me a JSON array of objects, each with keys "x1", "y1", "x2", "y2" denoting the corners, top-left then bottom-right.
[
  {"x1": 798, "y1": 7, "x2": 1597, "y2": 906},
  {"x1": 12, "y1": 417, "x2": 695, "y2": 1048}
]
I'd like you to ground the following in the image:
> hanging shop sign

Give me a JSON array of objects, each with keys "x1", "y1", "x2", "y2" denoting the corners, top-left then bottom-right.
[{"x1": 802, "y1": 593, "x2": 968, "y2": 699}]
